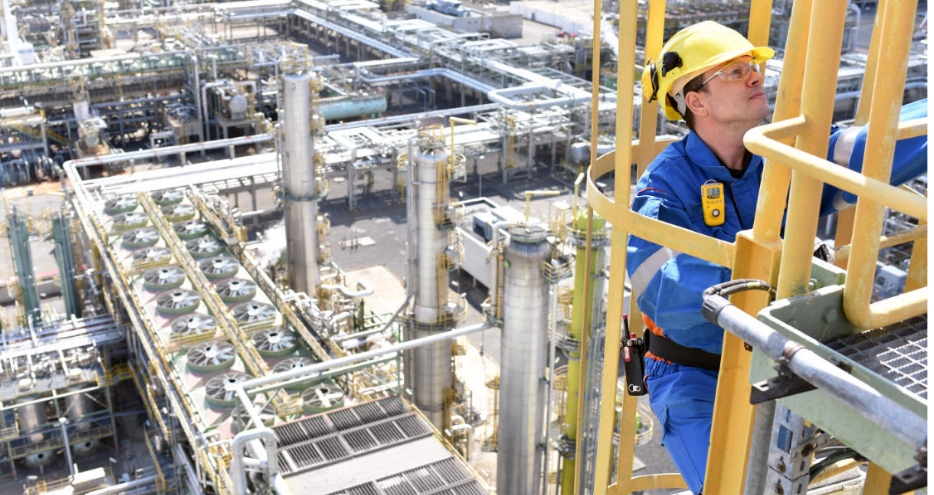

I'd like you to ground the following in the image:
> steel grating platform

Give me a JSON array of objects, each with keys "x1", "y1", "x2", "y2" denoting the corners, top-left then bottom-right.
[
  {"x1": 826, "y1": 315, "x2": 927, "y2": 400},
  {"x1": 754, "y1": 281, "x2": 927, "y2": 475},
  {"x1": 274, "y1": 396, "x2": 490, "y2": 495}
]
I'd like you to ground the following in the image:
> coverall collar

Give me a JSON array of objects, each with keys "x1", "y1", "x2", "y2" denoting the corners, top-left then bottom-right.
[{"x1": 684, "y1": 129, "x2": 762, "y2": 182}]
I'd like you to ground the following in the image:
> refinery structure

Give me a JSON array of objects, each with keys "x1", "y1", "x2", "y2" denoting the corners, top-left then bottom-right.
[{"x1": 0, "y1": 0, "x2": 927, "y2": 494}]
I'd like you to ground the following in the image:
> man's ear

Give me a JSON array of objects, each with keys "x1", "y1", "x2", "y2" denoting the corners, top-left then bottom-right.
[{"x1": 685, "y1": 91, "x2": 708, "y2": 117}]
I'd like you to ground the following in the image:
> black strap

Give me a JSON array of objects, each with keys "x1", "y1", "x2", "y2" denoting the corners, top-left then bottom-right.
[{"x1": 645, "y1": 331, "x2": 721, "y2": 371}]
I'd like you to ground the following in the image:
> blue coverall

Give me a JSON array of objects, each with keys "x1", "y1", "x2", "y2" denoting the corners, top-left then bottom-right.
[{"x1": 626, "y1": 98, "x2": 927, "y2": 495}]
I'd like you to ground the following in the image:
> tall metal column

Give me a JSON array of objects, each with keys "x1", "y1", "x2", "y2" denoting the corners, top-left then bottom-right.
[
  {"x1": 8, "y1": 206, "x2": 41, "y2": 327},
  {"x1": 281, "y1": 72, "x2": 320, "y2": 294},
  {"x1": 52, "y1": 212, "x2": 81, "y2": 317},
  {"x1": 498, "y1": 224, "x2": 550, "y2": 495},
  {"x1": 406, "y1": 131, "x2": 457, "y2": 431}
]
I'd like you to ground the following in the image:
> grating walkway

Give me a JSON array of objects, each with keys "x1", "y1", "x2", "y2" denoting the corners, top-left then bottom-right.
[
  {"x1": 826, "y1": 315, "x2": 927, "y2": 399},
  {"x1": 275, "y1": 396, "x2": 491, "y2": 495}
]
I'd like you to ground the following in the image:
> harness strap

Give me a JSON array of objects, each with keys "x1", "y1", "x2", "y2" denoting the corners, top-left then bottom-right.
[{"x1": 645, "y1": 330, "x2": 721, "y2": 371}]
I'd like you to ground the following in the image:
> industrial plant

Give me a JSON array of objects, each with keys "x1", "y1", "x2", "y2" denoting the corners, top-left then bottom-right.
[{"x1": 0, "y1": 0, "x2": 926, "y2": 494}]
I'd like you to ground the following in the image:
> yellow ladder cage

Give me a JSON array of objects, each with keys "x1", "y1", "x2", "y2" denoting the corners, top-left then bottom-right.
[{"x1": 580, "y1": 0, "x2": 927, "y2": 494}]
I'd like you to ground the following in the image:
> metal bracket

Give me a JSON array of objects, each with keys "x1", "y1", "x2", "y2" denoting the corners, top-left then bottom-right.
[
  {"x1": 889, "y1": 446, "x2": 927, "y2": 494},
  {"x1": 750, "y1": 364, "x2": 816, "y2": 404}
]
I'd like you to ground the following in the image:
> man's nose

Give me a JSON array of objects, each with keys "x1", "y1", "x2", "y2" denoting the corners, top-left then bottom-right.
[{"x1": 747, "y1": 70, "x2": 763, "y2": 86}]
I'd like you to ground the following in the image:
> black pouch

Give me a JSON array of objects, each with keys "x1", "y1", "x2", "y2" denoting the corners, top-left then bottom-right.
[{"x1": 621, "y1": 316, "x2": 647, "y2": 396}]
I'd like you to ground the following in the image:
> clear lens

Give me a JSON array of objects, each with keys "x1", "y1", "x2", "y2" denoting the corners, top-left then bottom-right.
[{"x1": 700, "y1": 61, "x2": 760, "y2": 87}]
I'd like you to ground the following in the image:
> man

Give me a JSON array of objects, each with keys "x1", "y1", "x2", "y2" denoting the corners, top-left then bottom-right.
[{"x1": 627, "y1": 21, "x2": 926, "y2": 494}]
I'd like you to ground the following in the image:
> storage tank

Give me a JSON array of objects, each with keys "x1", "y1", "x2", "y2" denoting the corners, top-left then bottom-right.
[
  {"x1": 17, "y1": 393, "x2": 57, "y2": 468},
  {"x1": 65, "y1": 388, "x2": 100, "y2": 454},
  {"x1": 497, "y1": 225, "x2": 550, "y2": 495}
]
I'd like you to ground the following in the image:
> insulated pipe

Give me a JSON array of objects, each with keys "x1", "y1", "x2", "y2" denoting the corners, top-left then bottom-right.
[
  {"x1": 358, "y1": 68, "x2": 496, "y2": 94},
  {"x1": 228, "y1": 427, "x2": 277, "y2": 495},
  {"x1": 65, "y1": 134, "x2": 273, "y2": 169},
  {"x1": 702, "y1": 293, "x2": 927, "y2": 451},
  {"x1": 235, "y1": 322, "x2": 493, "y2": 419},
  {"x1": 486, "y1": 83, "x2": 594, "y2": 110},
  {"x1": 86, "y1": 476, "x2": 158, "y2": 495},
  {"x1": 281, "y1": 72, "x2": 320, "y2": 293},
  {"x1": 0, "y1": 50, "x2": 190, "y2": 73},
  {"x1": 201, "y1": 80, "x2": 231, "y2": 140}
]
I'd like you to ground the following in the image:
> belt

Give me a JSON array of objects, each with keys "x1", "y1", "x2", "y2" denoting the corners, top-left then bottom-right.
[{"x1": 644, "y1": 331, "x2": 721, "y2": 371}]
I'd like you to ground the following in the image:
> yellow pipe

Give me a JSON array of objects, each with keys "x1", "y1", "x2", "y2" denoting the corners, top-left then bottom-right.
[
  {"x1": 577, "y1": 0, "x2": 602, "y2": 489},
  {"x1": 561, "y1": 213, "x2": 606, "y2": 495},
  {"x1": 706, "y1": 1, "x2": 807, "y2": 492},
  {"x1": 745, "y1": 117, "x2": 926, "y2": 221},
  {"x1": 904, "y1": 217, "x2": 926, "y2": 292},
  {"x1": 776, "y1": 0, "x2": 848, "y2": 299},
  {"x1": 606, "y1": 4, "x2": 640, "y2": 495},
  {"x1": 751, "y1": 0, "x2": 811, "y2": 242},
  {"x1": 834, "y1": 224, "x2": 927, "y2": 262},
  {"x1": 843, "y1": 0, "x2": 923, "y2": 330}
]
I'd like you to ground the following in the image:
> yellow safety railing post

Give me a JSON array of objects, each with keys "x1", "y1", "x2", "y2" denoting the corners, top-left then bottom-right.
[
  {"x1": 842, "y1": 0, "x2": 923, "y2": 329},
  {"x1": 705, "y1": 2, "x2": 815, "y2": 490}
]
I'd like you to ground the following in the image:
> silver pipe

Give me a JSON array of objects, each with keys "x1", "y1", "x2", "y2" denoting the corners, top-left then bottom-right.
[
  {"x1": 59, "y1": 418, "x2": 74, "y2": 477},
  {"x1": 498, "y1": 225, "x2": 550, "y2": 495},
  {"x1": 320, "y1": 278, "x2": 374, "y2": 298},
  {"x1": 65, "y1": 134, "x2": 273, "y2": 169},
  {"x1": 86, "y1": 475, "x2": 158, "y2": 495},
  {"x1": 743, "y1": 400, "x2": 776, "y2": 495},
  {"x1": 201, "y1": 80, "x2": 231, "y2": 141},
  {"x1": 0, "y1": 50, "x2": 191, "y2": 73},
  {"x1": 228, "y1": 427, "x2": 278, "y2": 495},
  {"x1": 238, "y1": 322, "x2": 491, "y2": 392},
  {"x1": 281, "y1": 72, "x2": 320, "y2": 292},
  {"x1": 324, "y1": 104, "x2": 499, "y2": 131},
  {"x1": 704, "y1": 295, "x2": 927, "y2": 450},
  {"x1": 358, "y1": 68, "x2": 496, "y2": 94}
]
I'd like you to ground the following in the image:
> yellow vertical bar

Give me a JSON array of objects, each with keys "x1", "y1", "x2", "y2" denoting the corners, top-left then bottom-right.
[
  {"x1": 843, "y1": 0, "x2": 920, "y2": 329},
  {"x1": 593, "y1": 226, "x2": 628, "y2": 495},
  {"x1": 833, "y1": 208, "x2": 856, "y2": 269},
  {"x1": 706, "y1": 1, "x2": 810, "y2": 493},
  {"x1": 903, "y1": 218, "x2": 926, "y2": 292},
  {"x1": 854, "y1": 0, "x2": 888, "y2": 125},
  {"x1": 604, "y1": 2, "x2": 639, "y2": 494},
  {"x1": 864, "y1": 462, "x2": 894, "y2": 495},
  {"x1": 751, "y1": 0, "x2": 812, "y2": 242},
  {"x1": 775, "y1": 0, "x2": 849, "y2": 299},
  {"x1": 835, "y1": 1, "x2": 888, "y2": 257},
  {"x1": 746, "y1": 0, "x2": 773, "y2": 46},
  {"x1": 635, "y1": 0, "x2": 667, "y2": 175},
  {"x1": 575, "y1": 0, "x2": 603, "y2": 490}
]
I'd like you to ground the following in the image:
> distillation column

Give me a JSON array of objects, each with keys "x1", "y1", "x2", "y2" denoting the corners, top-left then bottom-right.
[
  {"x1": 498, "y1": 225, "x2": 550, "y2": 495},
  {"x1": 406, "y1": 132, "x2": 457, "y2": 431},
  {"x1": 561, "y1": 213, "x2": 607, "y2": 493},
  {"x1": 52, "y1": 212, "x2": 82, "y2": 317},
  {"x1": 9, "y1": 206, "x2": 41, "y2": 327},
  {"x1": 281, "y1": 72, "x2": 320, "y2": 293}
]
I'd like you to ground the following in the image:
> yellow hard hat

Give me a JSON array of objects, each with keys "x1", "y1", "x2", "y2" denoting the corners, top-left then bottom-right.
[{"x1": 643, "y1": 21, "x2": 775, "y2": 121}]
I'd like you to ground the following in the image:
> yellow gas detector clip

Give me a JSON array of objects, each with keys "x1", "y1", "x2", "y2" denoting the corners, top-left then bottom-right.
[{"x1": 701, "y1": 181, "x2": 725, "y2": 226}]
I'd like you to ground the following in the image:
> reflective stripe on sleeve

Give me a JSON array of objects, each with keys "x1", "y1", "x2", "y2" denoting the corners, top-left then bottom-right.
[{"x1": 629, "y1": 247, "x2": 680, "y2": 303}]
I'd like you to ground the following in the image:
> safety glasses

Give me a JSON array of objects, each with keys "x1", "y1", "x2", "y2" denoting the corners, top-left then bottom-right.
[{"x1": 699, "y1": 60, "x2": 761, "y2": 87}]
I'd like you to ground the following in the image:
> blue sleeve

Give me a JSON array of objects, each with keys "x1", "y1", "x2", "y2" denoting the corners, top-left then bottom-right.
[
  {"x1": 627, "y1": 193, "x2": 731, "y2": 355},
  {"x1": 820, "y1": 98, "x2": 927, "y2": 216}
]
